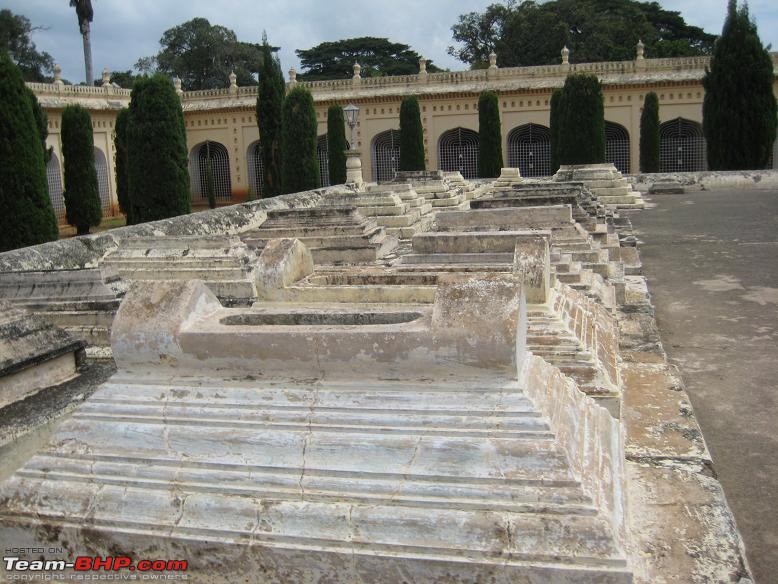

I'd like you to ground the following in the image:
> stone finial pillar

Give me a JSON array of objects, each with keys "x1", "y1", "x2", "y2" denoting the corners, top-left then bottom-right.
[
  {"x1": 352, "y1": 62, "x2": 362, "y2": 86},
  {"x1": 53, "y1": 63, "x2": 64, "y2": 87},
  {"x1": 288, "y1": 67, "x2": 297, "y2": 84},
  {"x1": 101, "y1": 68, "x2": 111, "y2": 87},
  {"x1": 228, "y1": 71, "x2": 238, "y2": 95},
  {"x1": 487, "y1": 51, "x2": 498, "y2": 80},
  {"x1": 561, "y1": 46, "x2": 571, "y2": 73},
  {"x1": 488, "y1": 51, "x2": 498, "y2": 69},
  {"x1": 636, "y1": 39, "x2": 646, "y2": 70},
  {"x1": 173, "y1": 76, "x2": 183, "y2": 97},
  {"x1": 419, "y1": 57, "x2": 428, "y2": 75},
  {"x1": 345, "y1": 149, "x2": 364, "y2": 188}
]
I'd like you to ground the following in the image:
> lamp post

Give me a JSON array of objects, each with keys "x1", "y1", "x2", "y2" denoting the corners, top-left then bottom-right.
[
  {"x1": 343, "y1": 103, "x2": 359, "y2": 150},
  {"x1": 342, "y1": 104, "x2": 363, "y2": 187}
]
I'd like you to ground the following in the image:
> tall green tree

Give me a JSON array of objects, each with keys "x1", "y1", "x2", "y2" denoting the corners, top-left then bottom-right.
[
  {"x1": 449, "y1": 0, "x2": 716, "y2": 68},
  {"x1": 61, "y1": 104, "x2": 102, "y2": 235},
  {"x1": 558, "y1": 73, "x2": 605, "y2": 165},
  {"x1": 281, "y1": 86, "x2": 320, "y2": 194},
  {"x1": 478, "y1": 91, "x2": 503, "y2": 177},
  {"x1": 399, "y1": 96, "x2": 425, "y2": 171},
  {"x1": 327, "y1": 105, "x2": 348, "y2": 185},
  {"x1": 145, "y1": 18, "x2": 264, "y2": 90},
  {"x1": 703, "y1": 1, "x2": 777, "y2": 170},
  {"x1": 296, "y1": 37, "x2": 441, "y2": 80},
  {"x1": 549, "y1": 88, "x2": 564, "y2": 172},
  {"x1": 257, "y1": 34, "x2": 285, "y2": 197},
  {"x1": 69, "y1": 0, "x2": 94, "y2": 85},
  {"x1": 26, "y1": 88, "x2": 52, "y2": 163},
  {"x1": 0, "y1": 54, "x2": 57, "y2": 251},
  {"x1": 639, "y1": 92, "x2": 660, "y2": 172},
  {"x1": 114, "y1": 108, "x2": 131, "y2": 223},
  {"x1": 0, "y1": 9, "x2": 55, "y2": 82},
  {"x1": 127, "y1": 74, "x2": 191, "y2": 222}
]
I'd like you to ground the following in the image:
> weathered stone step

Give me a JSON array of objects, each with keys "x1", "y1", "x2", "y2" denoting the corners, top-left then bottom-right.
[
  {"x1": 1, "y1": 478, "x2": 630, "y2": 581},
  {"x1": 19, "y1": 452, "x2": 594, "y2": 515},
  {"x1": 401, "y1": 253, "x2": 514, "y2": 265}
]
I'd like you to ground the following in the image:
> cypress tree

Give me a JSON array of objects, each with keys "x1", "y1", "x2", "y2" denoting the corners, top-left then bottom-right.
[
  {"x1": 703, "y1": 0, "x2": 777, "y2": 170},
  {"x1": 27, "y1": 88, "x2": 52, "y2": 164},
  {"x1": 127, "y1": 74, "x2": 191, "y2": 223},
  {"x1": 61, "y1": 104, "x2": 102, "y2": 235},
  {"x1": 639, "y1": 92, "x2": 660, "y2": 173},
  {"x1": 549, "y1": 88, "x2": 564, "y2": 173},
  {"x1": 327, "y1": 105, "x2": 348, "y2": 185},
  {"x1": 0, "y1": 54, "x2": 58, "y2": 251},
  {"x1": 399, "y1": 96, "x2": 425, "y2": 170},
  {"x1": 205, "y1": 157, "x2": 217, "y2": 209},
  {"x1": 478, "y1": 91, "x2": 503, "y2": 178},
  {"x1": 281, "y1": 86, "x2": 320, "y2": 194},
  {"x1": 114, "y1": 108, "x2": 131, "y2": 224},
  {"x1": 558, "y1": 73, "x2": 605, "y2": 165},
  {"x1": 257, "y1": 33, "x2": 285, "y2": 197}
]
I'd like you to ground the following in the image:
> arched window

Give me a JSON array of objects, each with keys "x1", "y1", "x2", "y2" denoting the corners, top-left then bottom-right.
[
  {"x1": 507, "y1": 124, "x2": 551, "y2": 177},
  {"x1": 189, "y1": 141, "x2": 232, "y2": 202},
  {"x1": 46, "y1": 153, "x2": 66, "y2": 222},
  {"x1": 605, "y1": 121, "x2": 631, "y2": 174},
  {"x1": 438, "y1": 127, "x2": 479, "y2": 179},
  {"x1": 660, "y1": 118, "x2": 706, "y2": 172},
  {"x1": 93, "y1": 148, "x2": 112, "y2": 214},
  {"x1": 247, "y1": 140, "x2": 264, "y2": 198},
  {"x1": 372, "y1": 130, "x2": 401, "y2": 183},
  {"x1": 317, "y1": 135, "x2": 330, "y2": 187}
]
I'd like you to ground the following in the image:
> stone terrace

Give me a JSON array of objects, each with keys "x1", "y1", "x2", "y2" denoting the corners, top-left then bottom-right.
[{"x1": 0, "y1": 171, "x2": 754, "y2": 583}]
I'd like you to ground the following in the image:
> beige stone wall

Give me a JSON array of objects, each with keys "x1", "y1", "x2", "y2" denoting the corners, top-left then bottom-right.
[{"x1": 30, "y1": 53, "x2": 778, "y2": 220}]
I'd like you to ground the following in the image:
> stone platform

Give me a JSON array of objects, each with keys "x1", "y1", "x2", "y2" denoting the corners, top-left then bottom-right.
[
  {"x1": 0, "y1": 301, "x2": 86, "y2": 409},
  {"x1": 242, "y1": 207, "x2": 399, "y2": 265},
  {"x1": 0, "y1": 278, "x2": 629, "y2": 583}
]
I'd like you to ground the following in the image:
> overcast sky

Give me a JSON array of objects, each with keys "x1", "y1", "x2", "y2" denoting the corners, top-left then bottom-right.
[{"x1": 6, "y1": 0, "x2": 778, "y2": 84}]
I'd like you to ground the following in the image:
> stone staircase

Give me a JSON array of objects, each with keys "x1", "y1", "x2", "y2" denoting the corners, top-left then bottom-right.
[
  {"x1": 1, "y1": 372, "x2": 630, "y2": 582},
  {"x1": 527, "y1": 305, "x2": 612, "y2": 402},
  {"x1": 242, "y1": 207, "x2": 399, "y2": 265},
  {"x1": 100, "y1": 236, "x2": 258, "y2": 305},
  {"x1": 0, "y1": 268, "x2": 122, "y2": 350}
]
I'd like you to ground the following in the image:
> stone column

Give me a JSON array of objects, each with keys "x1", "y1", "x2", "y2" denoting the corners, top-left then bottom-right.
[{"x1": 345, "y1": 149, "x2": 364, "y2": 188}]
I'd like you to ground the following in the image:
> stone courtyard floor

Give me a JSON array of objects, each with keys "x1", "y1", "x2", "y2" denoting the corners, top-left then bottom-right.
[{"x1": 630, "y1": 188, "x2": 778, "y2": 583}]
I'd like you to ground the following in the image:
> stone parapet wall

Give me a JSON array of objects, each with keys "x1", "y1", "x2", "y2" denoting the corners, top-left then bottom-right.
[
  {"x1": 628, "y1": 170, "x2": 778, "y2": 192},
  {"x1": 549, "y1": 283, "x2": 621, "y2": 389},
  {"x1": 0, "y1": 188, "x2": 330, "y2": 273},
  {"x1": 520, "y1": 354, "x2": 627, "y2": 549}
]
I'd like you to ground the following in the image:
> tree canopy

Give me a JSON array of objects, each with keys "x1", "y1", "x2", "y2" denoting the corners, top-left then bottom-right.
[
  {"x1": 281, "y1": 86, "x2": 320, "y2": 194},
  {"x1": 703, "y1": 0, "x2": 777, "y2": 170},
  {"x1": 0, "y1": 54, "x2": 58, "y2": 252},
  {"x1": 126, "y1": 75, "x2": 191, "y2": 222},
  {"x1": 449, "y1": 0, "x2": 717, "y2": 68},
  {"x1": 61, "y1": 104, "x2": 102, "y2": 235},
  {"x1": 558, "y1": 73, "x2": 605, "y2": 165},
  {"x1": 145, "y1": 18, "x2": 264, "y2": 90},
  {"x1": 296, "y1": 37, "x2": 441, "y2": 80},
  {"x1": 257, "y1": 34, "x2": 285, "y2": 197},
  {"x1": 0, "y1": 9, "x2": 54, "y2": 82}
]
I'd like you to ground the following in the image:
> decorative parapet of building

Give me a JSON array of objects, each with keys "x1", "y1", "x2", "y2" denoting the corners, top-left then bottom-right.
[{"x1": 25, "y1": 53, "x2": 778, "y2": 113}]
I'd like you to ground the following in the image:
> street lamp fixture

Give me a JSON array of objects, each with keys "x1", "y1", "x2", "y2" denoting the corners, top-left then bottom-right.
[{"x1": 343, "y1": 103, "x2": 359, "y2": 150}]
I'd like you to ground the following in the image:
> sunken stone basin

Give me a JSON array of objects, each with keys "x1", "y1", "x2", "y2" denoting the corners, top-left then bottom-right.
[{"x1": 220, "y1": 311, "x2": 423, "y2": 327}]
